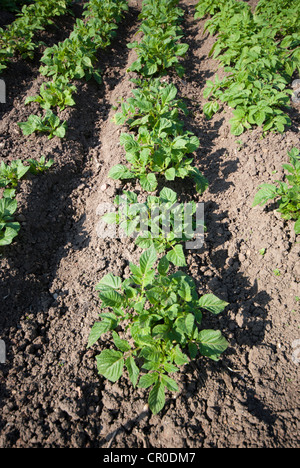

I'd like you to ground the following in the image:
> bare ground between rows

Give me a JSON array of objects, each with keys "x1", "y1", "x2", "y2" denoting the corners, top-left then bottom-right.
[{"x1": 0, "y1": 0, "x2": 299, "y2": 448}]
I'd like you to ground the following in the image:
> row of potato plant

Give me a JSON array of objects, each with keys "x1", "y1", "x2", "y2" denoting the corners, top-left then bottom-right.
[
  {"x1": 18, "y1": 0, "x2": 129, "y2": 139},
  {"x1": 108, "y1": 0, "x2": 209, "y2": 194},
  {"x1": 89, "y1": 0, "x2": 229, "y2": 415},
  {"x1": 195, "y1": 0, "x2": 300, "y2": 136},
  {"x1": 0, "y1": 0, "x2": 72, "y2": 73}
]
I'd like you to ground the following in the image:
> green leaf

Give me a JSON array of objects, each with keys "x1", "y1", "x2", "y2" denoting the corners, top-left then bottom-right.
[
  {"x1": 166, "y1": 244, "x2": 186, "y2": 267},
  {"x1": 96, "y1": 273, "x2": 122, "y2": 291},
  {"x1": 203, "y1": 101, "x2": 220, "y2": 119},
  {"x1": 125, "y1": 356, "x2": 139, "y2": 388},
  {"x1": 294, "y1": 218, "x2": 300, "y2": 235},
  {"x1": 230, "y1": 120, "x2": 245, "y2": 136},
  {"x1": 0, "y1": 224, "x2": 20, "y2": 246},
  {"x1": 178, "y1": 281, "x2": 192, "y2": 302},
  {"x1": 157, "y1": 255, "x2": 170, "y2": 276},
  {"x1": 198, "y1": 294, "x2": 228, "y2": 315},
  {"x1": 109, "y1": 164, "x2": 134, "y2": 180},
  {"x1": 96, "y1": 349, "x2": 124, "y2": 382},
  {"x1": 159, "y1": 187, "x2": 177, "y2": 204},
  {"x1": 163, "y1": 363, "x2": 179, "y2": 373},
  {"x1": 102, "y1": 212, "x2": 118, "y2": 224},
  {"x1": 138, "y1": 373, "x2": 158, "y2": 389},
  {"x1": 190, "y1": 168, "x2": 209, "y2": 195},
  {"x1": 145, "y1": 62, "x2": 158, "y2": 76},
  {"x1": 18, "y1": 119, "x2": 37, "y2": 136},
  {"x1": 173, "y1": 345, "x2": 189, "y2": 366},
  {"x1": 112, "y1": 331, "x2": 131, "y2": 352},
  {"x1": 148, "y1": 382, "x2": 166, "y2": 415},
  {"x1": 253, "y1": 184, "x2": 278, "y2": 207},
  {"x1": 98, "y1": 289, "x2": 124, "y2": 308},
  {"x1": 188, "y1": 342, "x2": 198, "y2": 359},
  {"x1": 175, "y1": 43, "x2": 189, "y2": 57},
  {"x1": 140, "y1": 173, "x2": 157, "y2": 192},
  {"x1": 53, "y1": 123, "x2": 66, "y2": 139},
  {"x1": 184, "y1": 313, "x2": 195, "y2": 334},
  {"x1": 165, "y1": 167, "x2": 176, "y2": 181},
  {"x1": 197, "y1": 329, "x2": 228, "y2": 361},
  {"x1": 87, "y1": 320, "x2": 115, "y2": 348},
  {"x1": 173, "y1": 138, "x2": 187, "y2": 149},
  {"x1": 161, "y1": 375, "x2": 178, "y2": 393},
  {"x1": 139, "y1": 246, "x2": 157, "y2": 275}
]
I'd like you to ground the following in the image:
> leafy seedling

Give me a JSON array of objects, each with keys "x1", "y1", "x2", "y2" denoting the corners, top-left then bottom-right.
[
  {"x1": 88, "y1": 247, "x2": 229, "y2": 414},
  {"x1": 18, "y1": 110, "x2": 67, "y2": 139},
  {"x1": 253, "y1": 148, "x2": 300, "y2": 235},
  {"x1": 102, "y1": 187, "x2": 204, "y2": 267},
  {"x1": 27, "y1": 156, "x2": 54, "y2": 175},
  {"x1": 0, "y1": 196, "x2": 20, "y2": 246},
  {"x1": 0, "y1": 160, "x2": 30, "y2": 188}
]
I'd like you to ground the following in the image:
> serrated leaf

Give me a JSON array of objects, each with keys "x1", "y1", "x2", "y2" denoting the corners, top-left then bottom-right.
[
  {"x1": 161, "y1": 375, "x2": 178, "y2": 393},
  {"x1": 163, "y1": 362, "x2": 179, "y2": 373},
  {"x1": 148, "y1": 382, "x2": 165, "y2": 414},
  {"x1": 253, "y1": 184, "x2": 278, "y2": 207},
  {"x1": 125, "y1": 355, "x2": 139, "y2": 387},
  {"x1": 87, "y1": 320, "x2": 115, "y2": 348},
  {"x1": 96, "y1": 349, "x2": 124, "y2": 382},
  {"x1": 112, "y1": 331, "x2": 131, "y2": 352},
  {"x1": 139, "y1": 246, "x2": 157, "y2": 275},
  {"x1": 98, "y1": 289, "x2": 124, "y2": 308},
  {"x1": 138, "y1": 373, "x2": 158, "y2": 389},
  {"x1": 96, "y1": 273, "x2": 122, "y2": 291}
]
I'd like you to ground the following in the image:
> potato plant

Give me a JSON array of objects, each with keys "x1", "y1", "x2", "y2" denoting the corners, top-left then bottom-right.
[
  {"x1": 0, "y1": 159, "x2": 29, "y2": 188},
  {"x1": 109, "y1": 128, "x2": 208, "y2": 193},
  {"x1": 102, "y1": 187, "x2": 204, "y2": 267},
  {"x1": 0, "y1": 194, "x2": 20, "y2": 246},
  {"x1": 88, "y1": 248, "x2": 228, "y2": 414},
  {"x1": 253, "y1": 148, "x2": 300, "y2": 235},
  {"x1": 128, "y1": 0, "x2": 188, "y2": 78}
]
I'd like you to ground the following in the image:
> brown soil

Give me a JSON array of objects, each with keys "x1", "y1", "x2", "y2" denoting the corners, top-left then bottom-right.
[{"x1": 0, "y1": 0, "x2": 299, "y2": 448}]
